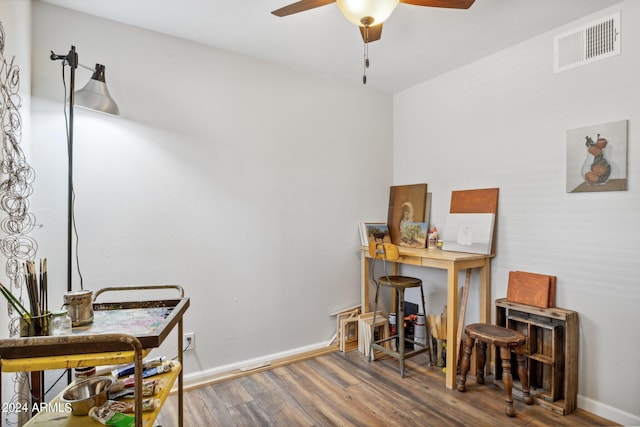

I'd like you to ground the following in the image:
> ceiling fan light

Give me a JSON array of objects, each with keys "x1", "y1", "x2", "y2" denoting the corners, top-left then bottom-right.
[{"x1": 336, "y1": 0, "x2": 399, "y2": 27}]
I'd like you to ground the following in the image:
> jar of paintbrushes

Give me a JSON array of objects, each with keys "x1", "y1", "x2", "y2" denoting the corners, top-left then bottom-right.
[
  {"x1": 19, "y1": 312, "x2": 51, "y2": 337},
  {"x1": 0, "y1": 258, "x2": 51, "y2": 336}
]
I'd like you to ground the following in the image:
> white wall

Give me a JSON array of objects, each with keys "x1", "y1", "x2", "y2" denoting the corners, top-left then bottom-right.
[
  {"x1": 28, "y1": 1, "x2": 393, "y2": 383},
  {"x1": 393, "y1": 1, "x2": 639, "y2": 424}
]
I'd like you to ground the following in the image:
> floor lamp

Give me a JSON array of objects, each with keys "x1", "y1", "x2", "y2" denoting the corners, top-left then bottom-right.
[
  {"x1": 50, "y1": 46, "x2": 119, "y2": 293},
  {"x1": 45, "y1": 45, "x2": 120, "y2": 402}
]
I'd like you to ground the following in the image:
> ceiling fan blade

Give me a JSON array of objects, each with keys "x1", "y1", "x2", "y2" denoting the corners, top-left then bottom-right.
[
  {"x1": 359, "y1": 24, "x2": 383, "y2": 43},
  {"x1": 399, "y1": 0, "x2": 475, "y2": 9},
  {"x1": 271, "y1": 0, "x2": 336, "y2": 17}
]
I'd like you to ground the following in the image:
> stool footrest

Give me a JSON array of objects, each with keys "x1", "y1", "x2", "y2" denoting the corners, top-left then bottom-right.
[{"x1": 371, "y1": 337, "x2": 430, "y2": 361}]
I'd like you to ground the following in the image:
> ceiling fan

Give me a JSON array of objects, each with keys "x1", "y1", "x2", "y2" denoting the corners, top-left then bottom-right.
[{"x1": 271, "y1": 0, "x2": 476, "y2": 44}]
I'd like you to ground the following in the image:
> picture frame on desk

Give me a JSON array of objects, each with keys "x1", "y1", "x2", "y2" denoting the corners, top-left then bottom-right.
[
  {"x1": 359, "y1": 222, "x2": 390, "y2": 246},
  {"x1": 400, "y1": 222, "x2": 427, "y2": 248}
]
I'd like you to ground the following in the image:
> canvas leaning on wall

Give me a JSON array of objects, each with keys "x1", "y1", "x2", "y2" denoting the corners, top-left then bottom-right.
[
  {"x1": 441, "y1": 213, "x2": 495, "y2": 255},
  {"x1": 387, "y1": 184, "x2": 428, "y2": 246}
]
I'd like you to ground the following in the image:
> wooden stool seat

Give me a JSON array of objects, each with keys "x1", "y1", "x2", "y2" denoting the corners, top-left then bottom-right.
[
  {"x1": 457, "y1": 323, "x2": 533, "y2": 417},
  {"x1": 465, "y1": 323, "x2": 525, "y2": 347},
  {"x1": 377, "y1": 276, "x2": 422, "y2": 289}
]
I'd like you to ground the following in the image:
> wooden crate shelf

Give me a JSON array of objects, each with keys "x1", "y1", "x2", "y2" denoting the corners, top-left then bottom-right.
[{"x1": 494, "y1": 298, "x2": 578, "y2": 415}]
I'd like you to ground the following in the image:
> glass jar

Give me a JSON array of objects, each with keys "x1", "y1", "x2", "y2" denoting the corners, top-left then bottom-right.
[{"x1": 50, "y1": 309, "x2": 72, "y2": 335}]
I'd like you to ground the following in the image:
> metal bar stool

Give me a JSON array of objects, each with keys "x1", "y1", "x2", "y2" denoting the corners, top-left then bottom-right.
[
  {"x1": 368, "y1": 239, "x2": 432, "y2": 377},
  {"x1": 457, "y1": 323, "x2": 534, "y2": 417}
]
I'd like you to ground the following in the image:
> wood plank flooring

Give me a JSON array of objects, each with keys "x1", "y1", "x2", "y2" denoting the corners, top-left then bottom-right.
[{"x1": 158, "y1": 351, "x2": 617, "y2": 426}]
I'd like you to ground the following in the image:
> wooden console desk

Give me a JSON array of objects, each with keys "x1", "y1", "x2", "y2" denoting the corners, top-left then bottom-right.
[{"x1": 361, "y1": 246, "x2": 492, "y2": 389}]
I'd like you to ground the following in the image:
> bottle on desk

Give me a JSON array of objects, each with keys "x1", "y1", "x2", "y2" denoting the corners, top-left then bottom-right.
[{"x1": 428, "y1": 227, "x2": 438, "y2": 248}]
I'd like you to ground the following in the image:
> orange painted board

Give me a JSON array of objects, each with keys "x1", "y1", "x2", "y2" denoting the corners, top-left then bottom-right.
[
  {"x1": 450, "y1": 188, "x2": 499, "y2": 214},
  {"x1": 515, "y1": 270, "x2": 556, "y2": 308},
  {"x1": 507, "y1": 271, "x2": 556, "y2": 308}
]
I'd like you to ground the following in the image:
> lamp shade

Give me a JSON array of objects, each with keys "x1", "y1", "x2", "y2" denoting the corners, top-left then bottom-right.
[
  {"x1": 75, "y1": 64, "x2": 119, "y2": 116},
  {"x1": 336, "y1": 0, "x2": 399, "y2": 27}
]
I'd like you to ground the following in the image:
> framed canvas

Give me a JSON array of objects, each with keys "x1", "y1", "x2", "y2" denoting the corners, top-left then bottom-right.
[
  {"x1": 387, "y1": 184, "x2": 428, "y2": 246},
  {"x1": 566, "y1": 120, "x2": 628, "y2": 193},
  {"x1": 400, "y1": 222, "x2": 427, "y2": 248},
  {"x1": 359, "y1": 223, "x2": 390, "y2": 246}
]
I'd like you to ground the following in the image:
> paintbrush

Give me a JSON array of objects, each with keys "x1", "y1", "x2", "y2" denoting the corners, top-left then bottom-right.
[
  {"x1": 0, "y1": 283, "x2": 31, "y2": 321},
  {"x1": 32, "y1": 260, "x2": 41, "y2": 316},
  {"x1": 24, "y1": 261, "x2": 41, "y2": 317},
  {"x1": 39, "y1": 259, "x2": 44, "y2": 314},
  {"x1": 43, "y1": 258, "x2": 48, "y2": 313},
  {"x1": 23, "y1": 262, "x2": 34, "y2": 315}
]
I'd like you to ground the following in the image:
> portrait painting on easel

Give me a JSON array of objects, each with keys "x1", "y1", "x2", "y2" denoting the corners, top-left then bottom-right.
[{"x1": 566, "y1": 120, "x2": 628, "y2": 193}]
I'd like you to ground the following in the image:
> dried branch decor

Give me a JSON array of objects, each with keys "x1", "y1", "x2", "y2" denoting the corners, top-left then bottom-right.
[{"x1": 0, "y1": 21, "x2": 38, "y2": 334}]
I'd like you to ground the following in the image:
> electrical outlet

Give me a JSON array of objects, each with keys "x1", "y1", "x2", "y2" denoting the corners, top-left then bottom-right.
[{"x1": 183, "y1": 332, "x2": 195, "y2": 351}]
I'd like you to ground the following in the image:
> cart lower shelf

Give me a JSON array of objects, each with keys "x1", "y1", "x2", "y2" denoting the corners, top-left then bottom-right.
[{"x1": 24, "y1": 361, "x2": 181, "y2": 426}]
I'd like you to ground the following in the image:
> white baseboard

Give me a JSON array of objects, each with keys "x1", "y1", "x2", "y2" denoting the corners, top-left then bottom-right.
[
  {"x1": 578, "y1": 395, "x2": 640, "y2": 426},
  {"x1": 174, "y1": 340, "x2": 336, "y2": 392}
]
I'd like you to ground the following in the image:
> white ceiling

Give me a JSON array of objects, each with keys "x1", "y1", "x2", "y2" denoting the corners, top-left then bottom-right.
[{"x1": 40, "y1": 0, "x2": 622, "y2": 93}]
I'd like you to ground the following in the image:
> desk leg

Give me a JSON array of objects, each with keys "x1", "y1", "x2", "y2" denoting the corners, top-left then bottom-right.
[
  {"x1": 390, "y1": 262, "x2": 399, "y2": 313},
  {"x1": 445, "y1": 265, "x2": 460, "y2": 389},
  {"x1": 178, "y1": 318, "x2": 184, "y2": 427},
  {"x1": 479, "y1": 260, "x2": 491, "y2": 324},
  {"x1": 361, "y1": 251, "x2": 370, "y2": 313},
  {"x1": 479, "y1": 260, "x2": 492, "y2": 374}
]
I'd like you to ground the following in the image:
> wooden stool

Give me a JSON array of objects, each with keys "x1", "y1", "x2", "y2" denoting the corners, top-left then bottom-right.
[{"x1": 457, "y1": 323, "x2": 533, "y2": 417}]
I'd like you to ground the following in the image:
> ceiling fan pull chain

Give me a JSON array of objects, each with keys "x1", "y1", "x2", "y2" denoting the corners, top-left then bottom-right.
[
  {"x1": 362, "y1": 44, "x2": 367, "y2": 84},
  {"x1": 363, "y1": 26, "x2": 369, "y2": 84}
]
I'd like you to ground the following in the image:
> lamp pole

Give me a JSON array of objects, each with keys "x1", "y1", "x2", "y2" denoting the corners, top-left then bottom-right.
[
  {"x1": 50, "y1": 45, "x2": 78, "y2": 293},
  {"x1": 66, "y1": 47, "x2": 77, "y2": 293},
  {"x1": 49, "y1": 46, "x2": 80, "y2": 391}
]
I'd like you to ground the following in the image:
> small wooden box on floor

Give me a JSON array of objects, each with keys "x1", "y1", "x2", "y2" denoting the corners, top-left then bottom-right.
[
  {"x1": 494, "y1": 298, "x2": 578, "y2": 415},
  {"x1": 358, "y1": 311, "x2": 389, "y2": 360},
  {"x1": 336, "y1": 307, "x2": 361, "y2": 352}
]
